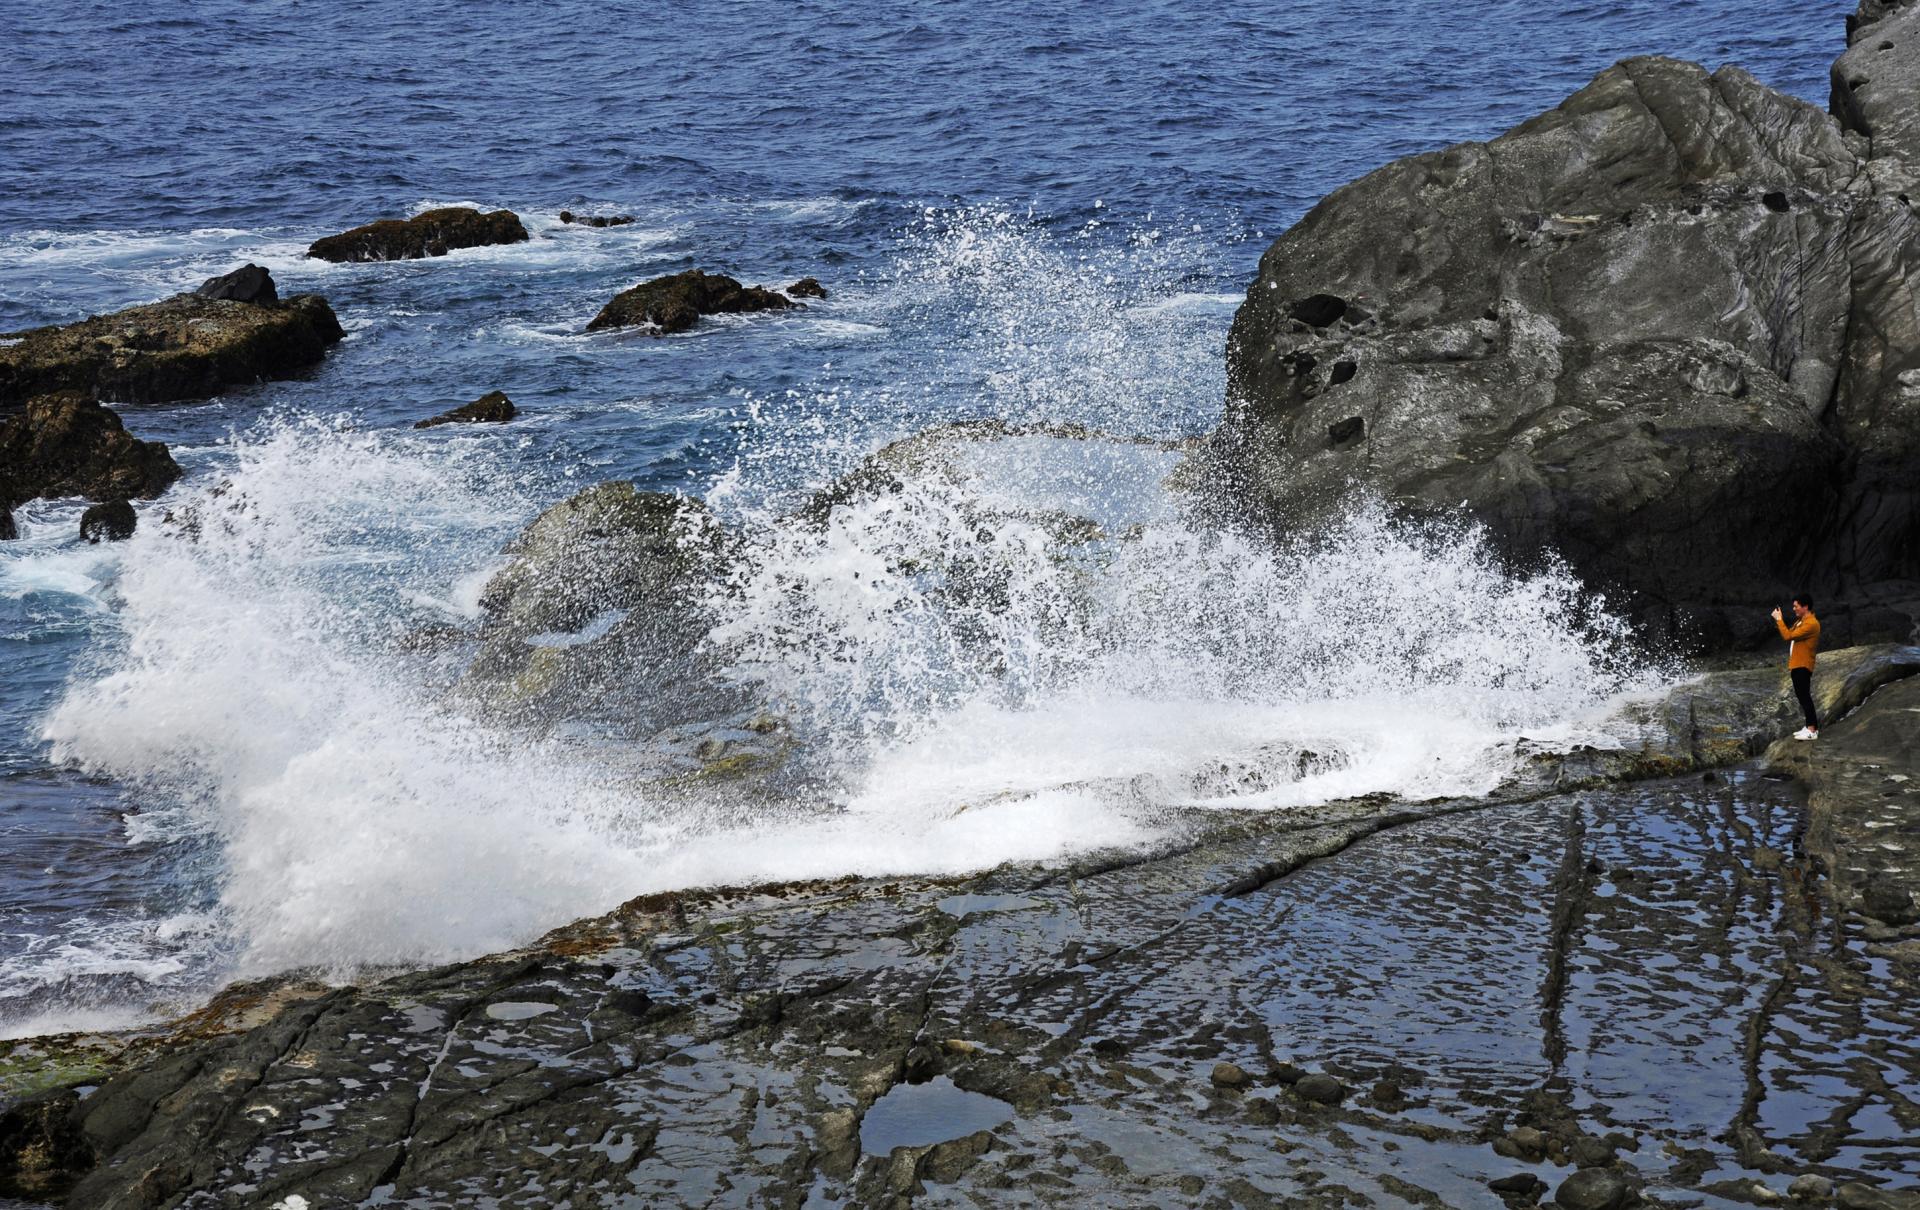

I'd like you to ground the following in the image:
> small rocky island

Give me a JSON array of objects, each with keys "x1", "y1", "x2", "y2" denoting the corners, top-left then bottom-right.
[
  {"x1": 2, "y1": 7, "x2": 1918, "y2": 1209},
  {"x1": 0, "y1": 265, "x2": 341, "y2": 542}
]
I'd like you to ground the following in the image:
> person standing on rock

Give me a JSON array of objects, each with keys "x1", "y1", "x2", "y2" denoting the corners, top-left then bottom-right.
[{"x1": 1773, "y1": 596, "x2": 1822, "y2": 740}]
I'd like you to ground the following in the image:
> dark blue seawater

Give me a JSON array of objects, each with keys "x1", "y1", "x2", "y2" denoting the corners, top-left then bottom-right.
[{"x1": 0, "y1": 0, "x2": 1847, "y2": 1034}]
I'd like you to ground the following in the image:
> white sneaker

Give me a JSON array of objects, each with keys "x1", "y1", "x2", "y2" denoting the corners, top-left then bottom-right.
[{"x1": 1793, "y1": 727, "x2": 1817, "y2": 741}]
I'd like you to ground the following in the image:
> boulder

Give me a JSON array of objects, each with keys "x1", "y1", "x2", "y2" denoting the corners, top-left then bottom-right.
[
  {"x1": 558, "y1": 210, "x2": 635, "y2": 227},
  {"x1": 193, "y1": 263, "x2": 277, "y2": 305},
  {"x1": 1208, "y1": 55, "x2": 1920, "y2": 651},
  {"x1": 0, "y1": 292, "x2": 344, "y2": 408},
  {"x1": 78, "y1": 500, "x2": 136, "y2": 543},
  {"x1": 1833, "y1": 0, "x2": 1920, "y2": 164},
  {"x1": 1555, "y1": 1167, "x2": 1631, "y2": 1210},
  {"x1": 458, "y1": 482, "x2": 740, "y2": 737},
  {"x1": 585, "y1": 269, "x2": 797, "y2": 334},
  {"x1": 415, "y1": 390, "x2": 517, "y2": 429},
  {"x1": 787, "y1": 277, "x2": 829, "y2": 299},
  {"x1": 306, "y1": 207, "x2": 529, "y2": 262},
  {"x1": 0, "y1": 392, "x2": 181, "y2": 507},
  {"x1": 1292, "y1": 1073, "x2": 1345, "y2": 1105}
]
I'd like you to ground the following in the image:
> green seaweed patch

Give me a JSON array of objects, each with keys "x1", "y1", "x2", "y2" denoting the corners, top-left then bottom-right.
[{"x1": 0, "y1": 1042, "x2": 116, "y2": 1103}]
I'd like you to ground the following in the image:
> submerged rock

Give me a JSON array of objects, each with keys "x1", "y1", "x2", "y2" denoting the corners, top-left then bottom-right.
[
  {"x1": 1292, "y1": 1073, "x2": 1346, "y2": 1105},
  {"x1": 0, "y1": 290, "x2": 344, "y2": 408},
  {"x1": 557, "y1": 210, "x2": 635, "y2": 227},
  {"x1": 192, "y1": 263, "x2": 277, "y2": 305},
  {"x1": 414, "y1": 390, "x2": 517, "y2": 429},
  {"x1": 78, "y1": 499, "x2": 136, "y2": 543},
  {"x1": 1210, "y1": 55, "x2": 1920, "y2": 650},
  {"x1": 584, "y1": 268, "x2": 797, "y2": 334},
  {"x1": 0, "y1": 392, "x2": 181, "y2": 507},
  {"x1": 306, "y1": 206, "x2": 529, "y2": 262}
]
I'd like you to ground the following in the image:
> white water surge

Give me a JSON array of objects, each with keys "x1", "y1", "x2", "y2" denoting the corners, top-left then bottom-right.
[{"x1": 26, "y1": 210, "x2": 1664, "y2": 1014}]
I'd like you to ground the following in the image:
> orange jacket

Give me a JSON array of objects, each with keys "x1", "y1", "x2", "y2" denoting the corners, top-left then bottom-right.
[{"x1": 1776, "y1": 612, "x2": 1820, "y2": 670}]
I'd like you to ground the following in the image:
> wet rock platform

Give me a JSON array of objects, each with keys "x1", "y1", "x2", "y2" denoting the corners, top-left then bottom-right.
[{"x1": 3, "y1": 658, "x2": 1919, "y2": 1208}]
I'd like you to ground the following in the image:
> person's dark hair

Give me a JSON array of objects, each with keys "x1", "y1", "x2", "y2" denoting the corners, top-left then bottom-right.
[{"x1": 1793, "y1": 592, "x2": 1815, "y2": 611}]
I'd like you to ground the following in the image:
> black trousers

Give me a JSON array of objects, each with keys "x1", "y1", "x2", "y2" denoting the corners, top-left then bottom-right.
[{"x1": 1791, "y1": 667, "x2": 1818, "y2": 730}]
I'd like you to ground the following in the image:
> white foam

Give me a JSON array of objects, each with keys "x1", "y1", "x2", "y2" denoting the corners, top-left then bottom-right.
[{"x1": 27, "y1": 207, "x2": 1666, "y2": 1009}]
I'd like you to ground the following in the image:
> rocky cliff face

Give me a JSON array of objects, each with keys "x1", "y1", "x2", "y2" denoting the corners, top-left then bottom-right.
[{"x1": 1210, "y1": 50, "x2": 1920, "y2": 651}]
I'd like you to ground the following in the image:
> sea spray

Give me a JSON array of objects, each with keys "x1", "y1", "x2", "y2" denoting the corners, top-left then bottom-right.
[
  {"x1": 26, "y1": 210, "x2": 1665, "y2": 1022},
  {"x1": 40, "y1": 419, "x2": 667, "y2": 979},
  {"x1": 706, "y1": 430, "x2": 1659, "y2": 821}
]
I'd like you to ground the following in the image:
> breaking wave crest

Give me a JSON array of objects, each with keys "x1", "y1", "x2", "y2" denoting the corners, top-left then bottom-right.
[{"x1": 26, "y1": 210, "x2": 1664, "y2": 1027}]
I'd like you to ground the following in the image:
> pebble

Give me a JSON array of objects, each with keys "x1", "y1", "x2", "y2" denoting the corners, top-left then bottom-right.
[{"x1": 1210, "y1": 1062, "x2": 1250, "y2": 1089}]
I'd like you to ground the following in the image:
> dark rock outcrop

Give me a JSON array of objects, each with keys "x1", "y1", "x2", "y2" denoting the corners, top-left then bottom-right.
[
  {"x1": 0, "y1": 292, "x2": 344, "y2": 408},
  {"x1": 1833, "y1": 0, "x2": 1920, "y2": 164},
  {"x1": 557, "y1": 210, "x2": 635, "y2": 227},
  {"x1": 78, "y1": 500, "x2": 136, "y2": 543},
  {"x1": 0, "y1": 509, "x2": 14, "y2": 541},
  {"x1": 192, "y1": 263, "x2": 277, "y2": 305},
  {"x1": 585, "y1": 269, "x2": 797, "y2": 334},
  {"x1": 414, "y1": 390, "x2": 517, "y2": 429},
  {"x1": 1209, "y1": 55, "x2": 1920, "y2": 651},
  {"x1": 0, "y1": 392, "x2": 181, "y2": 507},
  {"x1": 787, "y1": 276, "x2": 829, "y2": 299},
  {"x1": 306, "y1": 207, "x2": 529, "y2": 263}
]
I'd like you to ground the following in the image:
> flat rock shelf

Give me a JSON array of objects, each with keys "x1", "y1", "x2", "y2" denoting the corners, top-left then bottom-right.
[{"x1": 1, "y1": 651, "x2": 1915, "y2": 1207}]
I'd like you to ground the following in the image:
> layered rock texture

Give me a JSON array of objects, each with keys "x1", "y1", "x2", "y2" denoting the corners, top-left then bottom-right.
[
  {"x1": 306, "y1": 206, "x2": 529, "y2": 262},
  {"x1": 0, "y1": 275, "x2": 343, "y2": 408},
  {"x1": 1210, "y1": 52, "x2": 1920, "y2": 650},
  {"x1": 585, "y1": 268, "x2": 798, "y2": 334}
]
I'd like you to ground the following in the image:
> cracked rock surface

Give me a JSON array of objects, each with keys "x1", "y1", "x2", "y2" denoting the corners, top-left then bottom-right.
[{"x1": 1, "y1": 655, "x2": 1916, "y2": 1207}]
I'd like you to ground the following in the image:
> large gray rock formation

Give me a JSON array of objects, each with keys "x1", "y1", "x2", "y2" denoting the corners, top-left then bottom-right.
[
  {"x1": 1208, "y1": 54, "x2": 1920, "y2": 651},
  {"x1": 1834, "y1": 0, "x2": 1920, "y2": 164},
  {"x1": 458, "y1": 481, "x2": 738, "y2": 735}
]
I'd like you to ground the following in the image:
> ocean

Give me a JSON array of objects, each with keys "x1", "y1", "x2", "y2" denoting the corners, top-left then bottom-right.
[{"x1": 0, "y1": 0, "x2": 1846, "y2": 1036}]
